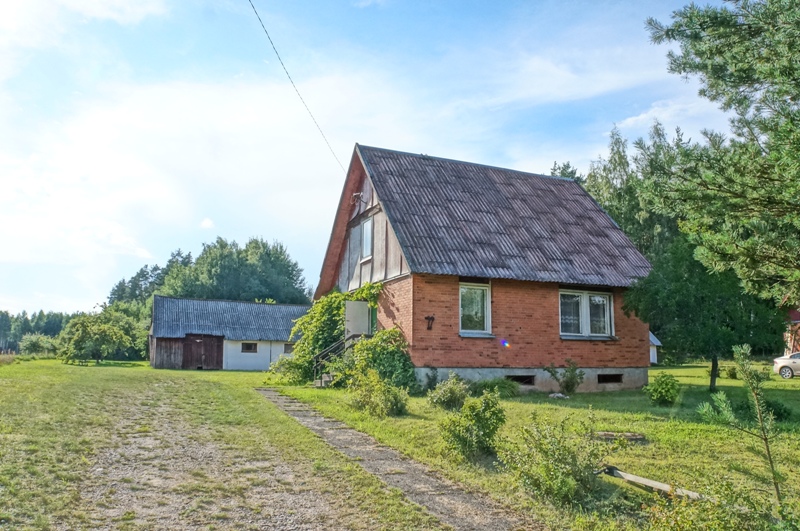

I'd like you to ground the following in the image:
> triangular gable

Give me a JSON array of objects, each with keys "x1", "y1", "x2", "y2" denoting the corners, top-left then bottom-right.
[{"x1": 315, "y1": 145, "x2": 410, "y2": 298}]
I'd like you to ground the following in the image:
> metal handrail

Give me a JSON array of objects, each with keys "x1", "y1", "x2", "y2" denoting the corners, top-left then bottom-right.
[{"x1": 312, "y1": 333, "x2": 371, "y2": 381}]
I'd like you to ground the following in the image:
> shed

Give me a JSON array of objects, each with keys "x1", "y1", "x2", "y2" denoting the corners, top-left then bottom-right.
[
  {"x1": 649, "y1": 332, "x2": 662, "y2": 365},
  {"x1": 149, "y1": 295, "x2": 310, "y2": 370}
]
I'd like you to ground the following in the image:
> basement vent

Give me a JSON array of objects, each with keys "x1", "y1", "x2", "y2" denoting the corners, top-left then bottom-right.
[
  {"x1": 506, "y1": 375, "x2": 535, "y2": 385},
  {"x1": 598, "y1": 374, "x2": 623, "y2": 384}
]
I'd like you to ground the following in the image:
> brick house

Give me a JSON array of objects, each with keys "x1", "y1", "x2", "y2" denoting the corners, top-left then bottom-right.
[{"x1": 315, "y1": 145, "x2": 652, "y2": 391}]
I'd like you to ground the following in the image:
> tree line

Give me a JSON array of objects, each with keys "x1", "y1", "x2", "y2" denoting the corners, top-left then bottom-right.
[
  {"x1": 553, "y1": 0, "x2": 798, "y2": 391},
  {"x1": 7, "y1": 236, "x2": 310, "y2": 362}
]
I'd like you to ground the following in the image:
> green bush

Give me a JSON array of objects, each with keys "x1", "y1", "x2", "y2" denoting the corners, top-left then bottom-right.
[
  {"x1": 19, "y1": 333, "x2": 57, "y2": 356},
  {"x1": 468, "y1": 377, "x2": 520, "y2": 399},
  {"x1": 428, "y1": 373, "x2": 470, "y2": 411},
  {"x1": 733, "y1": 397, "x2": 793, "y2": 422},
  {"x1": 498, "y1": 411, "x2": 611, "y2": 504},
  {"x1": 348, "y1": 368, "x2": 408, "y2": 418},
  {"x1": 270, "y1": 283, "x2": 382, "y2": 384},
  {"x1": 544, "y1": 359, "x2": 585, "y2": 394},
  {"x1": 724, "y1": 365, "x2": 738, "y2": 379},
  {"x1": 643, "y1": 373, "x2": 680, "y2": 406},
  {"x1": 351, "y1": 329, "x2": 419, "y2": 392},
  {"x1": 646, "y1": 483, "x2": 787, "y2": 531},
  {"x1": 439, "y1": 391, "x2": 505, "y2": 458},
  {"x1": 423, "y1": 367, "x2": 439, "y2": 392}
]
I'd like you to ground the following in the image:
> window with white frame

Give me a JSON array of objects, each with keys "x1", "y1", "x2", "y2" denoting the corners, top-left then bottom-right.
[
  {"x1": 460, "y1": 283, "x2": 491, "y2": 334},
  {"x1": 559, "y1": 290, "x2": 613, "y2": 337},
  {"x1": 361, "y1": 217, "x2": 373, "y2": 259}
]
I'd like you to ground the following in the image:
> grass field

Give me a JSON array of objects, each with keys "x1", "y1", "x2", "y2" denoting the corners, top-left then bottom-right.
[
  {"x1": 277, "y1": 364, "x2": 800, "y2": 529},
  {"x1": 0, "y1": 360, "x2": 444, "y2": 530},
  {"x1": 1, "y1": 360, "x2": 798, "y2": 530}
]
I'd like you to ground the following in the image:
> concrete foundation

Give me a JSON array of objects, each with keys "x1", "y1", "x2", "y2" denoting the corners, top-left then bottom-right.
[{"x1": 416, "y1": 366, "x2": 648, "y2": 392}]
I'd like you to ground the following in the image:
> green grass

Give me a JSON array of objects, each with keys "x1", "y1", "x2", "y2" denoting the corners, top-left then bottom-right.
[
  {"x1": 277, "y1": 364, "x2": 800, "y2": 529},
  {"x1": 0, "y1": 360, "x2": 444, "y2": 530}
]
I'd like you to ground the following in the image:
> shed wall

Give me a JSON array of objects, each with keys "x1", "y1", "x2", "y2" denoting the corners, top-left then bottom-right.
[
  {"x1": 151, "y1": 337, "x2": 183, "y2": 369},
  {"x1": 222, "y1": 340, "x2": 289, "y2": 371}
]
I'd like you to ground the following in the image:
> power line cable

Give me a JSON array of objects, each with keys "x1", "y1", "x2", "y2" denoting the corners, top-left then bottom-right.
[{"x1": 246, "y1": 0, "x2": 345, "y2": 172}]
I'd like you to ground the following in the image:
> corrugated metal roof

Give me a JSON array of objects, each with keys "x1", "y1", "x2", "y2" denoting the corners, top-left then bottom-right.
[
  {"x1": 151, "y1": 295, "x2": 310, "y2": 341},
  {"x1": 357, "y1": 145, "x2": 651, "y2": 287},
  {"x1": 649, "y1": 332, "x2": 662, "y2": 347}
]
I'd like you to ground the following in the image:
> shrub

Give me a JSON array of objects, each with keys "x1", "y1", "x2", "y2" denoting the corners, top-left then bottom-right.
[
  {"x1": 646, "y1": 483, "x2": 785, "y2": 531},
  {"x1": 271, "y1": 283, "x2": 382, "y2": 384},
  {"x1": 439, "y1": 391, "x2": 505, "y2": 458},
  {"x1": 348, "y1": 368, "x2": 408, "y2": 418},
  {"x1": 0, "y1": 354, "x2": 16, "y2": 366},
  {"x1": 544, "y1": 359, "x2": 585, "y2": 394},
  {"x1": 428, "y1": 373, "x2": 470, "y2": 411},
  {"x1": 498, "y1": 411, "x2": 612, "y2": 504},
  {"x1": 733, "y1": 397, "x2": 793, "y2": 422},
  {"x1": 643, "y1": 373, "x2": 680, "y2": 406},
  {"x1": 423, "y1": 367, "x2": 439, "y2": 392},
  {"x1": 724, "y1": 365, "x2": 738, "y2": 379},
  {"x1": 19, "y1": 333, "x2": 57, "y2": 356},
  {"x1": 468, "y1": 377, "x2": 520, "y2": 399},
  {"x1": 351, "y1": 329, "x2": 419, "y2": 392}
]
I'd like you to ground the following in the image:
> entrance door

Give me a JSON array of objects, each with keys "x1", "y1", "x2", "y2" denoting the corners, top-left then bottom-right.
[{"x1": 182, "y1": 335, "x2": 223, "y2": 370}]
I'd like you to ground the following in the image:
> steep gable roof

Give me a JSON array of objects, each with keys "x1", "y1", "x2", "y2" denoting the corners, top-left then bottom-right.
[
  {"x1": 316, "y1": 145, "x2": 650, "y2": 296},
  {"x1": 151, "y1": 295, "x2": 310, "y2": 341}
]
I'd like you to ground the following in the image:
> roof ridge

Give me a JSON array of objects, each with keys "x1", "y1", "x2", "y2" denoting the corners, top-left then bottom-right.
[
  {"x1": 356, "y1": 143, "x2": 574, "y2": 182},
  {"x1": 153, "y1": 294, "x2": 311, "y2": 308}
]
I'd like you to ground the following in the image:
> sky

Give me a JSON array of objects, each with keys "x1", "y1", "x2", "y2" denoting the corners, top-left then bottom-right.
[{"x1": 0, "y1": 0, "x2": 730, "y2": 315}]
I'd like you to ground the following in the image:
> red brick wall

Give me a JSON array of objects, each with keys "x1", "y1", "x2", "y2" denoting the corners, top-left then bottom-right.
[
  {"x1": 376, "y1": 275, "x2": 415, "y2": 346},
  {"x1": 385, "y1": 273, "x2": 648, "y2": 369}
]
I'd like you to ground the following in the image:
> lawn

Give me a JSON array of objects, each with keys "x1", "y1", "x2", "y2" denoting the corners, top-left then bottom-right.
[
  {"x1": 0, "y1": 360, "x2": 444, "y2": 530},
  {"x1": 276, "y1": 364, "x2": 800, "y2": 530}
]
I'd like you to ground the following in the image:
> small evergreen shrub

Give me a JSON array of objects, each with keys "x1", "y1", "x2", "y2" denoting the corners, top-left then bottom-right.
[
  {"x1": 544, "y1": 359, "x2": 585, "y2": 394},
  {"x1": 439, "y1": 391, "x2": 505, "y2": 458},
  {"x1": 724, "y1": 365, "x2": 738, "y2": 379},
  {"x1": 498, "y1": 411, "x2": 611, "y2": 504},
  {"x1": 348, "y1": 368, "x2": 408, "y2": 418},
  {"x1": 643, "y1": 372, "x2": 680, "y2": 406},
  {"x1": 423, "y1": 367, "x2": 439, "y2": 392},
  {"x1": 428, "y1": 373, "x2": 470, "y2": 410},
  {"x1": 468, "y1": 378, "x2": 520, "y2": 399}
]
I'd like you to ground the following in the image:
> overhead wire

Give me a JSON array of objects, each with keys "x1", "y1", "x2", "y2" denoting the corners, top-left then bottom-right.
[{"x1": 246, "y1": 0, "x2": 346, "y2": 172}]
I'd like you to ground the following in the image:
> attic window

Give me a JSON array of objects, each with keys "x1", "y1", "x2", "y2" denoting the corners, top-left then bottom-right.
[
  {"x1": 283, "y1": 343, "x2": 294, "y2": 354},
  {"x1": 361, "y1": 217, "x2": 373, "y2": 259},
  {"x1": 241, "y1": 342, "x2": 258, "y2": 353}
]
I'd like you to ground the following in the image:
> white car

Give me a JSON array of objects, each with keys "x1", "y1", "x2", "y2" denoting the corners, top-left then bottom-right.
[{"x1": 774, "y1": 352, "x2": 800, "y2": 379}]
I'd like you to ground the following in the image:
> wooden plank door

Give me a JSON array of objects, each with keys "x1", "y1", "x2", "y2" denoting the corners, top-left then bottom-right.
[{"x1": 183, "y1": 335, "x2": 223, "y2": 370}]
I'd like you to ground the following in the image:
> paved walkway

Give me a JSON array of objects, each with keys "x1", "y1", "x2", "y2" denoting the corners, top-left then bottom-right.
[{"x1": 257, "y1": 388, "x2": 537, "y2": 531}]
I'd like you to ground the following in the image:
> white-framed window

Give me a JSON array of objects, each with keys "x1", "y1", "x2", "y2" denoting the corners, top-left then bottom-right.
[
  {"x1": 241, "y1": 342, "x2": 258, "y2": 353},
  {"x1": 361, "y1": 217, "x2": 373, "y2": 259},
  {"x1": 559, "y1": 290, "x2": 613, "y2": 337},
  {"x1": 460, "y1": 283, "x2": 491, "y2": 335}
]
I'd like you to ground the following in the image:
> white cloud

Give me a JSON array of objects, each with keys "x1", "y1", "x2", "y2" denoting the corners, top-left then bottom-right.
[
  {"x1": 0, "y1": 0, "x2": 167, "y2": 81},
  {"x1": 199, "y1": 218, "x2": 215, "y2": 229},
  {"x1": 616, "y1": 91, "x2": 731, "y2": 143}
]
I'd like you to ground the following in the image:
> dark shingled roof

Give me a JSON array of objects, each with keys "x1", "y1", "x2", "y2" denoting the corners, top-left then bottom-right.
[
  {"x1": 151, "y1": 295, "x2": 310, "y2": 341},
  {"x1": 357, "y1": 145, "x2": 651, "y2": 287}
]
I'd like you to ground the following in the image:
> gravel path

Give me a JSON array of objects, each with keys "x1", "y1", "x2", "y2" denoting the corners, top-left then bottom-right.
[
  {"x1": 258, "y1": 388, "x2": 534, "y2": 531},
  {"x1": 73, "y1": 401, "x2": 339, "y2": 530}
]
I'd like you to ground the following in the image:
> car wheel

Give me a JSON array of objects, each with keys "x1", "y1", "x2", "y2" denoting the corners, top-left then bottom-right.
[{"x1": 779, "y1": 367, "x2": 794, "y2": 379}]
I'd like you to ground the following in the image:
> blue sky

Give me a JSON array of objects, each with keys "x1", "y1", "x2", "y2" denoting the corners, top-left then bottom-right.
[{"x1": 0, "y1": 0, "x2": 728, "y2": 314}]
